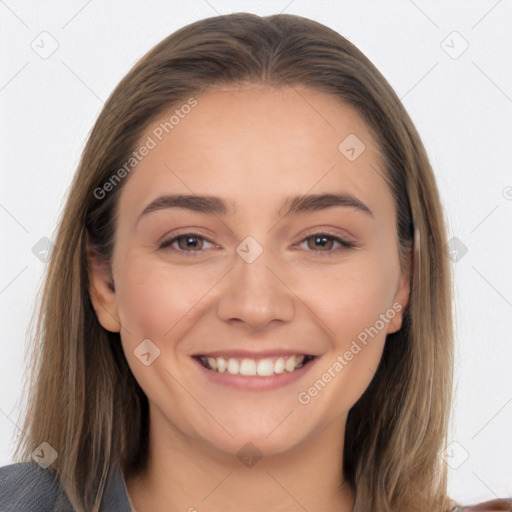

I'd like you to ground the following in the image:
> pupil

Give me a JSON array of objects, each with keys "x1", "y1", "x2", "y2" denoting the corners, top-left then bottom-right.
[
  {"x1": 316, "y1": 236, "x2": 327, "y2": 246},
  {"x1": 310, "y1": 235, "x2": 332, "y2": 250}
]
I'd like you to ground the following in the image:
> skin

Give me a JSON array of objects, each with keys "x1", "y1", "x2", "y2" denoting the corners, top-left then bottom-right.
[{"x1": 89, "y1": 85, "x2": 410, "y2": 512}]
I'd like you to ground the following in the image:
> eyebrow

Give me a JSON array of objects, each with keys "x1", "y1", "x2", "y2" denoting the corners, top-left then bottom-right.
[{"x1": 137, "y1": 192, "x2": 373, "y2": 224}]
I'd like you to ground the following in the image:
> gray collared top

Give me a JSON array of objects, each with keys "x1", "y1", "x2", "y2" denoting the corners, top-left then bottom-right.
[{"x1": 0, "y1": 462, "x2": 132, "y2": 511}]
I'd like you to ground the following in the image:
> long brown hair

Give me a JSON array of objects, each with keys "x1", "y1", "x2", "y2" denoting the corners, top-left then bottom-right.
[{"x1": 14, "y1": 12, "x2": 455, "y2": 511}]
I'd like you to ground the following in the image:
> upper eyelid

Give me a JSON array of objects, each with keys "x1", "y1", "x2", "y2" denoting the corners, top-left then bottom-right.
[{"x1": 159, "y1": 225, "x2": 354, "y2": 242}]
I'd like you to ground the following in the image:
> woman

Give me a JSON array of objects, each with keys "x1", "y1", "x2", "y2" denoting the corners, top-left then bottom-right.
[{"x1": 0, "y1": 12, "x2": 510, "y2": 512}]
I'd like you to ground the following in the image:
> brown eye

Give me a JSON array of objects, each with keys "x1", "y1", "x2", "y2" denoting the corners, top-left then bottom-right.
[
  {"x1": 298, "y1": 233, "x2": 354, "y2": 254},
  {"x1": 158, "y1": 233, "x2": 216, "y2": 255},
  {"x1": 176, "y1": 235, "x2": 203, "y2": 251},
  {"x1": 306, "y1": 235, "x2": 335, "y2": 251}
]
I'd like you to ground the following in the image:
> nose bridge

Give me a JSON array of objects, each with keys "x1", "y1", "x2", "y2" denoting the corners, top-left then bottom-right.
[{"x1": 216, "y1": 240, "x2": 295, "y2": 329}]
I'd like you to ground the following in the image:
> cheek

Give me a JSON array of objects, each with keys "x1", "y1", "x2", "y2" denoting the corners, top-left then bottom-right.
[
  {"x1": 295, "y1": 265, "x2": 396, "y2": 414},
  {"x1": 113, "y1": 250, "x2": 225, "y2": 346},
  {"x1": 293, "y1": 255, "x2": 400, "y2": 342}
]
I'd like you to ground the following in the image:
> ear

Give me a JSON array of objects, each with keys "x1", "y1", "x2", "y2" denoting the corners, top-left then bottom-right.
[
  {"x1": 87, "y1": 248, "x2": 120, "y2": 333},
  {"x1": 387, "y1": 248, "x2": 411, "y2": 334}
]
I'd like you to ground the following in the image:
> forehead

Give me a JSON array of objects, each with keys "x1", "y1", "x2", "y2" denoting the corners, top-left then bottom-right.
[{"x1": 118, "y1": 86, "x2": 390, "y2": 222}]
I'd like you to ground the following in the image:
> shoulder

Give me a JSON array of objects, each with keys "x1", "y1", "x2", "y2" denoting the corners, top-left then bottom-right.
[
  {"x1": 460, "y1": 498, "x2": 512, "y2": 511},
  {"x1": 0, "y1": 462, "x2": 72, "y2": 511}
]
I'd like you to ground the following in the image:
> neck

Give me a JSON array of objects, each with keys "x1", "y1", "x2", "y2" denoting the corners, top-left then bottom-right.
[{"x1": 125, "y1": 406, "x2": 355, "y2": 512}]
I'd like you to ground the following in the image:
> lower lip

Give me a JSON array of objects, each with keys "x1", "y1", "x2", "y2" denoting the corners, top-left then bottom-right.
[{"x1": 192, "y1": 357, "x2": 318, "y2": 391}]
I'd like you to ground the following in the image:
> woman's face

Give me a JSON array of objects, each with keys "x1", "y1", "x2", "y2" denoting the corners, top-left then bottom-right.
[{"x1": 90, "y1": 85, "x2": 410, "y2": 457}]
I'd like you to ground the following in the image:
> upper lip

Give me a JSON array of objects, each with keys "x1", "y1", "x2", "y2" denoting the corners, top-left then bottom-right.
[{"x1": 192, "y1": 349, "x2": 317, "y2": 359}]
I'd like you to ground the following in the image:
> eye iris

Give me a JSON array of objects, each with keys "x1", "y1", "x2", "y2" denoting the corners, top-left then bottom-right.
[
  {"x1": 178, "y1": 235, "x2": 202, "y2": 251},
  {"x1": 308, "y1": 235, "x2": 333, "y2": 251}
]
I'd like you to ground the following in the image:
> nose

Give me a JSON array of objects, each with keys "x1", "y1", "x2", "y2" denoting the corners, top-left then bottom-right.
[{"x1": 216, "y1": 249, "x2": 295, "y2": 331}]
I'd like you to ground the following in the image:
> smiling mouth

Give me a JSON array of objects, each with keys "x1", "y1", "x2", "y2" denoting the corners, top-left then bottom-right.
[{"x1": 194, "y1": 354, "x2": 316, "y2": 376}]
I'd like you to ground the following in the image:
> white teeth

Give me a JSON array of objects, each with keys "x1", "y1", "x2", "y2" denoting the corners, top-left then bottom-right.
[
  {"x1": 227, "y1": 358, "x2": 239, "y2": 374},
  {"x1": 240, "y1": 358, "x2": 257, "y2": 376},
  {"x1": 256, "y1": 358, "x2": 274, "y2": 376},
  {"x1": 273, "y1": 357, "x2": 285, "y2": 374},
  {"x1": 217, "y1": 357, "x2": 227, "y2": 373},
  {"x1": 200, "y1": 354, "x2": 309, "y2": 376},
  {"x1": 285, "y1": 355, "x2": 297, "y2": 372}
]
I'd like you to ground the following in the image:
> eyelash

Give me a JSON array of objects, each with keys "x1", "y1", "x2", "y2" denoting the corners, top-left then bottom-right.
[{"x1": 157, "y1": 231, "x2": 355, "y2": 257}]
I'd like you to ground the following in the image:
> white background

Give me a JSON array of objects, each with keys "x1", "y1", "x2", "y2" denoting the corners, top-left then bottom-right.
[{"x1": 1, "y1": 0, "x2": 511, "y2": 506}]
